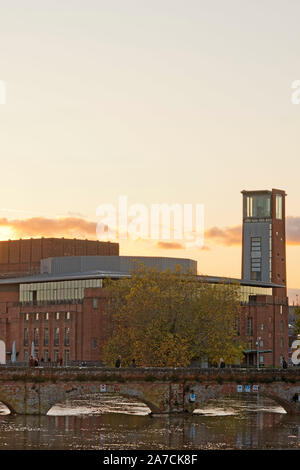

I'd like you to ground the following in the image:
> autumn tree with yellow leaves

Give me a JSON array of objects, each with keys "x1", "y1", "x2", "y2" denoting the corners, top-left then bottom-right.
[{"x1": 101, "y1": 265, "x2": 245, "y2": 367}]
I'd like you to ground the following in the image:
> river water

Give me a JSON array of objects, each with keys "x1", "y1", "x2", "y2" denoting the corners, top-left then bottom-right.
[{"x1": 0, "y1": 394, "x2": 299, "y2": 450}]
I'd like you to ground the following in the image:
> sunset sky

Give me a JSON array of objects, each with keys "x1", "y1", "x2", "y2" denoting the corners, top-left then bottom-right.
[{"x1": 0, "y1": 1, "x2": 300, "y2": 299}]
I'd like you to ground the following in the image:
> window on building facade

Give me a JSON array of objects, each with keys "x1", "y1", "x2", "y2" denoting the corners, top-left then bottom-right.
[
  {"x1": 64, "y1": 350, "x2": 70, "y2": 364},
  {"x1": 65, "y1": 328, "x2": 70, "y2": 347},
  {"x1": 54, "y1": 327, "x2": 59, "y2": 346},
  {"x1": 54, "y1": 350, "x2": 59, "y2": 362},
  {"x1": 250, "y1": 237, "x2": 262, "y2": 281},
  {"x1": 55, "y1": 312, "x2": 60, "y2": 321},
  {"x1": 280, "y1": 321, "x2": 284, "y2": 332},
  {"x1": 45, "y1": 312, "x2": 49, "y2": 321},
  {"x1": 260, "y1": 324, "x2": 264, "y2": 331},
  {"x1": 24, "y1": 350, "x2": 28, "y2": 362},
  {"x1": 260, "y1": 355, "x2": 264, "y2": 364},
  {"x1": 44, "y1": 328, "x2": 49, "y2": 346},
  {"x1": 35, "y1": 313, "x2": 39, "y2": 321},
  {"x1": 92, "y1": 338, "x2": 98, "y2": 349},
  {"x1": 43, "y1": 350, "x2": 48, "y2": 362},
  {"x1": 247, "y1": 317, "x2": 253, "y2": 336},
  {"x1": 34, "y1": 328, "x2": 39, "y2": 346},
  {"x1": 93, "y1": 298, "x2": 98, "y2": 309},
  {"x1": 65, "y1": 312, "x2": 70, "y2": 320},
  {"x1": 280, "y1": 338, "x2": 284, "y2": 348},
  {"x1": 246, "y1": 194, "x2": 271, "y2": 218},
  {"x1": 24, "y1": 328, "x2": 28, "y2": 346},
  {"x1": 25, "y1": 313, "x2": 29, "y2": 321}
]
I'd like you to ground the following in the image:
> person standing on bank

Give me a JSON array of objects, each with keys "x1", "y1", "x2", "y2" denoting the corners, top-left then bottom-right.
[
  {"x1": 282, "y1": 357, "x2": 288, "y2": 369},
  {"x1": 115, "y1": 356, "x2": 121, "y2": 368}
]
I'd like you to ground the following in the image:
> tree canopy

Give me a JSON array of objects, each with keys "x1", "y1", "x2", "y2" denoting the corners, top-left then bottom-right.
[
  {"x1": 293, "y1": 306, "x2": 300, "y2": 336},
  {"x1": 101, "y1": 265, "x2": 245, "y2": 367}
]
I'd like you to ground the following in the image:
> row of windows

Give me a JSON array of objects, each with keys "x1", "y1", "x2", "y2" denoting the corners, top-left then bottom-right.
[
  {"x1": 24, "y1": 327, "x2": 70, "y2": 347},
  {"x1": 238, "y1": 285, "x2": 271, "y2": 303},
  {"x1": 20, "y1": 279, "x2": 102, "y2": 303},
  {"x1": 24, "y1": 349, "x2": 70, "y2": 363},
  {"x1": 253, "y1": 338, "x2": 285, "y2": 348},
  {"x1": 247, "y1": 314, "x2": 285, "y2": 336},
  {"x1": 24, "y1": 312, "x2": 71, "y2": 321}
]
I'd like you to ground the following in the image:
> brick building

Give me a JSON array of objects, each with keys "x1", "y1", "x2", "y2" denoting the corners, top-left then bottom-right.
[
  {"x1": 0, "y1": 189, "x2": 290, "y2": 367},
  {"x1": 0, "y1": 238, "x2": 119, "y2": 277}
]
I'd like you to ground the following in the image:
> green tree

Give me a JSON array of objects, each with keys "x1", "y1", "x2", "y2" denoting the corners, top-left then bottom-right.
[
  {"x1": 294, "y1": 306, "x2": 300, "y2": 336},
  {"x1": 101, "y1": 265, "x2": 245, "y2": 367}
]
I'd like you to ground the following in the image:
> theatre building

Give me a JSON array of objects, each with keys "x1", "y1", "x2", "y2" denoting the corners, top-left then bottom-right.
[{"x1": 0, "y1": 189, "x2": 289, "y2": 367}]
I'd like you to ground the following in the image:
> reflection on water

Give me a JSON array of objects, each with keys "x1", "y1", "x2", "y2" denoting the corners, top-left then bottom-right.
[{"x1": 0, "y1": 395, "x2": 300, "y2": 450}]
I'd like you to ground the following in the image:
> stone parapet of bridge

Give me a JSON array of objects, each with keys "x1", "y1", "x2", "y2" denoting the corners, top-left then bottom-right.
[{"x1": 0, "y1": 367, "x2": 299, "y2": 416}]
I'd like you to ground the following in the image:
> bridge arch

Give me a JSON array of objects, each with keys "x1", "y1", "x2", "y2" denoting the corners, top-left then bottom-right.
[
  {"x1": 47, "y1": 390, "x2": 153, "y2": 416},
  {"x1": 38, "y1": 382, "x2": 164, "y2": 416},
  {"x1": 0, "y1": 395, "x2": 15, "y2": 415},
  {"x1": 187, "y1": 383, "x2": 300, "y2": 416}
]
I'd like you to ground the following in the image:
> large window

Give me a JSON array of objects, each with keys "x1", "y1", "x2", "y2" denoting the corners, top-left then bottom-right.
[
  {"x1": 246, "y1": 194, "x2": 271, "y2": 218},
  {"x1": 19, "y1": 279, "x2": 102, "y2": 304},
  {"x1": 238, "y1": 285, "x2": 271, "y2": 303}
]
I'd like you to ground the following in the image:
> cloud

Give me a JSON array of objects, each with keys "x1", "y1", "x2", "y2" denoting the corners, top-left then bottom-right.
[
  {"x1": 0, "y1": 217, "x2": 98, "y2": 239},
  {"x1": 1, "y1": 215, "x2": 300, "y2": 248},
  {"x1": 286, "y1": 216, "x2": 300, "y2": 245},
  {"x1": 205, "y1": 225, "x2": 242, "y2": 246},
  {"x1": 204, "y1": 217, "x2": 300, "y2": 247},
  {"x1": 156, "y1": 241, "x2": 185, "y2": 250}
]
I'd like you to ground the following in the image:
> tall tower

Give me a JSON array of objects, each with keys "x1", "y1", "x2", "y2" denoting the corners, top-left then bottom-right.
[{"x1": 241, "y1": 189, "x2": 287, "y2": 298}]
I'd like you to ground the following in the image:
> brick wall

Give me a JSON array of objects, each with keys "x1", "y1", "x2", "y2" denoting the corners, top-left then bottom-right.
[{"x1": 0, "y1": 238, "x2": 119, "y2": 277}]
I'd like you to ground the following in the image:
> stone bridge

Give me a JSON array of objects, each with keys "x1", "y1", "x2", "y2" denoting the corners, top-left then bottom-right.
[{"x1": 0, "y1": 367, "x2": 300, "y2": 415}]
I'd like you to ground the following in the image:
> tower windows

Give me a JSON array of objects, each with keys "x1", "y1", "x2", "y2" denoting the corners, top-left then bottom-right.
[
  {"x1": 276, "y1": 194, "x2": 283, "y2": 219},
  {"x1": 246, "y1": 194, "x2": 271, "y2": 218},
  {"x1": 251, "y1": 237, "x2": 261, "y2": 281}
]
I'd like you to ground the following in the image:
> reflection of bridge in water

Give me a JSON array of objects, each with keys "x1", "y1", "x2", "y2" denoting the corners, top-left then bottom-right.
[
  {"x1": 0, "y1": 367, "x2": 299, "y2": 415},
  {"x1": 1, "y1": 394, "x2": 295, "y2": 450}
]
